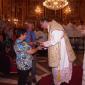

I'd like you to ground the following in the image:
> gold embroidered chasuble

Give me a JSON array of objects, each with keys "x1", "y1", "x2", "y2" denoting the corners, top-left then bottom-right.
[{"x1": 47, "y1": 20, "x2": 76, "y2": 67}]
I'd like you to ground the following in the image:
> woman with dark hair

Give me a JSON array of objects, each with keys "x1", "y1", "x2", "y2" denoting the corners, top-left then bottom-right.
[{"x1": 14, "y1": 28, "x2": 38, "y2": 85}]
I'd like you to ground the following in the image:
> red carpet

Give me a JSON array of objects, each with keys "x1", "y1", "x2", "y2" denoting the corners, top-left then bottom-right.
[
  {"x1": 10, "y1": 61, "x2": 83, "y2": 85},
  {"x1": 39, "y1": 65, "x2": 83, "y2": 85},
  {"x1": 10, "y1": 60, "x2": 17, "y2": 73}
]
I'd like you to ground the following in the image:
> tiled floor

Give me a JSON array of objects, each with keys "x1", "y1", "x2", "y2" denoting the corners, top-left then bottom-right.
[{"x1": 0, "y1": 51, "x2": 84, "y2": 85}]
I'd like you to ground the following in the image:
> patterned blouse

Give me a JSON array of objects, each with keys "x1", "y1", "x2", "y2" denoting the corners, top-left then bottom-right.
[{"x1": 14, "y1": 39, "x2": 32, "y2": 70}]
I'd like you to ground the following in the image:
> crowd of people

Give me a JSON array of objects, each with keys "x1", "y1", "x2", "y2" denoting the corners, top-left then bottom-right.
[{"x1": 0, "y1": 19, "x2": 85, "y2": 85}]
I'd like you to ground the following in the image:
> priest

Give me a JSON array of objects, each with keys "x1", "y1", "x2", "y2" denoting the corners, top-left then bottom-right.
[{"x1": 40, "y1": 19, "x2": 76, "y2": 85}]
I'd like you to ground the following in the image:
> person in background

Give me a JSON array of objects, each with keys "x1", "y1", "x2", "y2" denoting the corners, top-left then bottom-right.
[
  {"x1": 0, "y1": 33, "x2": 11, "y2": 75},
  {"x1": 35, "y1": 25, "x2": 48, "y2": 57},
  {"x1": 77, "y1": 20, "x2": 85, "y2": 37},
  {"x1": 14, "y1": 28, "x2": 38, "y2": 85},
  {"x1": 40, "y1": 19, "x2": 76, "y2": 85},
  {"x1": 25, "y1": 22, "x2": 37, "y2": 83},
  {"x1": 35, "y1": 26, "x2": 47, "y2": 42},
  {"x1": 25, "y1": 22, "x2": 36, "y2": 47},
  {"x1": 65, "y1": 21, "x2": 78, "y2": 37}
]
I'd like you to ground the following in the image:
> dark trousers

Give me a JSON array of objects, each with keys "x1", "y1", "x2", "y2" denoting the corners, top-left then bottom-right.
[
  {"x1": 32, "y1": 60, "x2": 36, "y2": 77},
  {"x1": 31, "y1": 60, "x2": 37, "y2": 83},
  {"x1": 18, "y1": 70, "x2": 30, "y2": 85}
]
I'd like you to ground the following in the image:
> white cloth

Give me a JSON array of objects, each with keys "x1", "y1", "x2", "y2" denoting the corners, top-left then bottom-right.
[
  {"x1": 44, "y1": 30, "x2": 69, "y2": 70},
  {"x1": 52, "y1": 63, "x2": 72, "y2": 85},
  {"x1": 43, "y1": 30, "x2": 72, "y2": 85}
]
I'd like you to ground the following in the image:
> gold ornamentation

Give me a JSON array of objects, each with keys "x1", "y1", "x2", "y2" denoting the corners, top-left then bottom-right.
[{"x1": 43, "y1": 0, "x2": 68, "y2": 10}]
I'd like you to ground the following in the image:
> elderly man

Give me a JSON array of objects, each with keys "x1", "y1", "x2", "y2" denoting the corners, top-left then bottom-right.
[
  {"x1": 40, "y1": 19, "x2": 76, "y2": 85},
  {"x1": 25, "y1": 22, "x2": 37, "y2": 84},
  {"x1": 25, "y1": 22, "x2": 36, "y2": 47}
]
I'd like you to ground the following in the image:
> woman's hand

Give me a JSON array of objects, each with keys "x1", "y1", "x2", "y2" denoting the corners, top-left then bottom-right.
[{"x1": 40, "y1": 42, "x2": 45, "y2": 47}]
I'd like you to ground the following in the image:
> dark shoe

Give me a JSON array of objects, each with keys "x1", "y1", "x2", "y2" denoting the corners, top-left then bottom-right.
[
  {"x1": 27, "y1": 81, "x2": 32, "y2": 85},
  {"x1": 32, "y1": 78, "x2": 37, "y2": 83},
  {"x1": 60, "y1": 82, "x2": 68, "y2": 85}
]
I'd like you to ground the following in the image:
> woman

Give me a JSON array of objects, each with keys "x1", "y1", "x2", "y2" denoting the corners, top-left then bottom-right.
[{"x1": 14, "y1": 28, "x2": 38, "y2": 85}]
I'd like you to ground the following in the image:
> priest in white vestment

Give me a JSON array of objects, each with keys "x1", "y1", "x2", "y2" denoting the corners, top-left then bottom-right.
[{"x1": 40, "y1": 20, "x2": 76, "y2": 85}]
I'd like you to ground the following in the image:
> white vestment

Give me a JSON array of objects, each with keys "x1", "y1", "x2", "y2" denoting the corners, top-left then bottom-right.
[{"x1": 44, "y1": 30, "x2": 72, "y2": 85}]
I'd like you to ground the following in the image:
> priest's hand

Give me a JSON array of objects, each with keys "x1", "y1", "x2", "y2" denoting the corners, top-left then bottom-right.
[{"x1": 40, "y1": 42, "x2": 45, "y2": 47}]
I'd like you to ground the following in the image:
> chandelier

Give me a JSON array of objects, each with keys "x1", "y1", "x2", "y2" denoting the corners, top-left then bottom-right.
[
  {"x1": 43, "y1": 0, "x2": 68, "y2": 10},
  {"x1": 63, "y1": 6, "x2": 71, "y2": 15}
]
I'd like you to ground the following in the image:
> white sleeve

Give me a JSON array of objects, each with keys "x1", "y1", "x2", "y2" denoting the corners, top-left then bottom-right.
[{"x1": 44, "y1": 30, "x2": 64, "y2": 47}]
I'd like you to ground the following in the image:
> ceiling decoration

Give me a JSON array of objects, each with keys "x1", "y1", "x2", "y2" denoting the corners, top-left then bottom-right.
[{"x1": 43, "y1": 0, "x2": 68, "y2": 10}]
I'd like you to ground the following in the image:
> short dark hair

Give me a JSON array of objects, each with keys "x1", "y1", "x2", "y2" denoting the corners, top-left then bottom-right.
[{"x1": 16, "y1": 28, "x2": 26, "y2": 38}]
